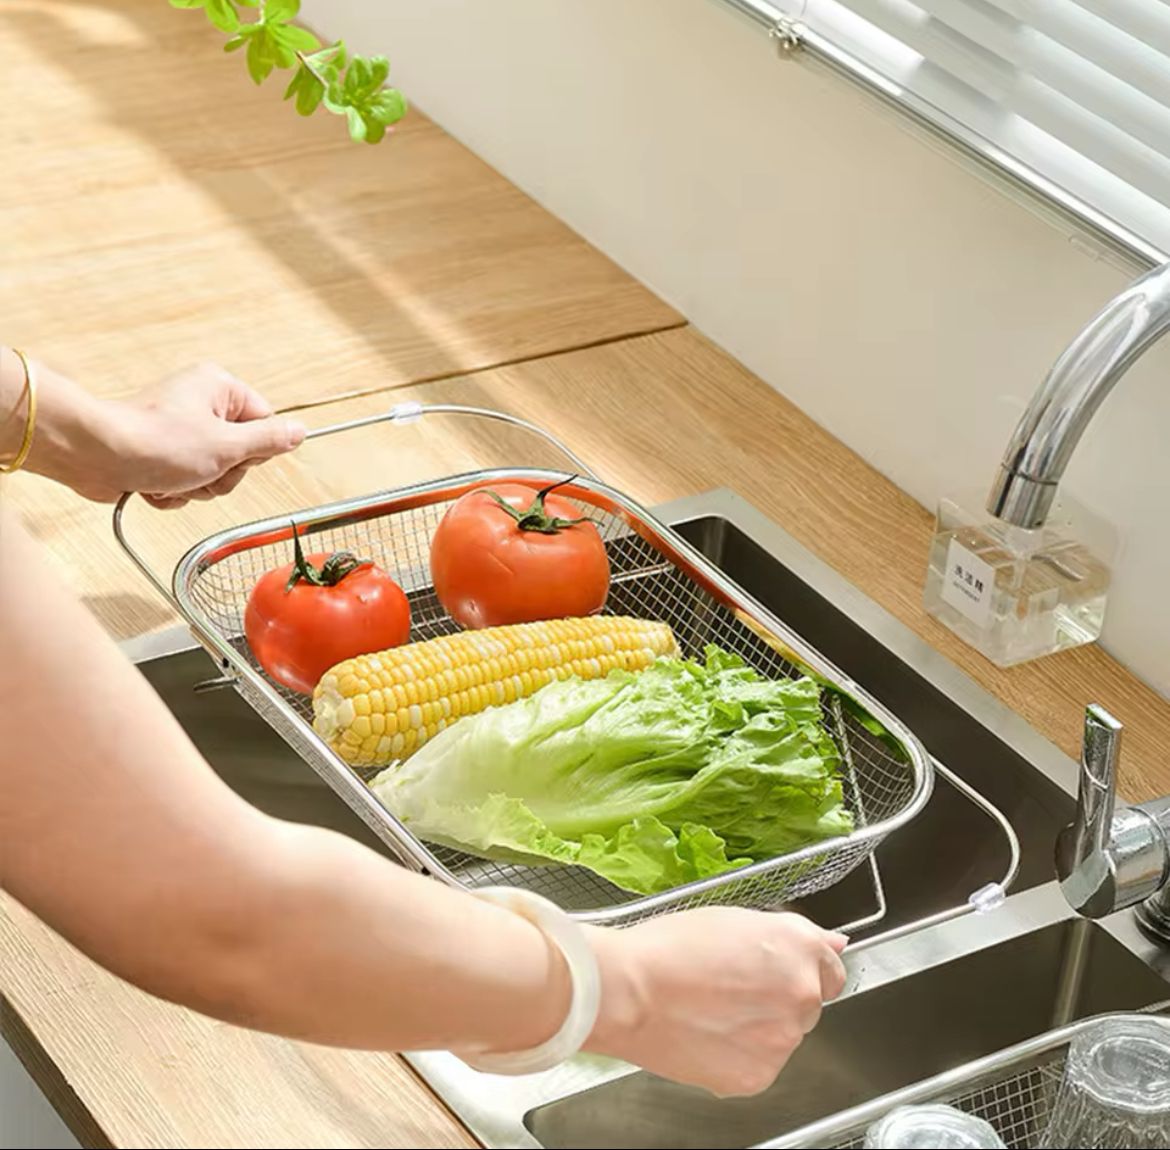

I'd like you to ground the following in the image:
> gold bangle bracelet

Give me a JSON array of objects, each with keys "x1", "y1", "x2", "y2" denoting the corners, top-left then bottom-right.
[{"x1": 0, "y1": 349, "x2": 38, "y2": 475}]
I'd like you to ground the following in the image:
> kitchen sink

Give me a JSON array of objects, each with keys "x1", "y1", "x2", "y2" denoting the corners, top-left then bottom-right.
[{"x1": 123, "y1": 488, "x2": 1169, "y2": 1149}]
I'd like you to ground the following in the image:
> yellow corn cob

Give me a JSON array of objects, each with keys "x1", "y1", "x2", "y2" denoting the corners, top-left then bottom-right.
[{"x1": 313, "y1": 616, "x2": 678, "y2": 767}]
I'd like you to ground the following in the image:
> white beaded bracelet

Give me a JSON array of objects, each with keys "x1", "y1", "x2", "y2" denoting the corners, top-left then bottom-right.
[{"x1": 461, "y1": 887, "x2": 601, "y2": 1076}]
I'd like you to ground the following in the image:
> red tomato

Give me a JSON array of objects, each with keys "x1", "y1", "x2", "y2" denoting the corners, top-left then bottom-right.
[
  {"x1": 430, "y1": 480, "x2": 610, "y2": 629},
  {"x1": 245, "y1": 532, "x2": 410, "y2": 695}
]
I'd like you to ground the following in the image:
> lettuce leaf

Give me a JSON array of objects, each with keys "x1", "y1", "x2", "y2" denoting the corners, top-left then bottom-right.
[{"x1": 370, "y1": 646, "x2": 853, "y2": 895}]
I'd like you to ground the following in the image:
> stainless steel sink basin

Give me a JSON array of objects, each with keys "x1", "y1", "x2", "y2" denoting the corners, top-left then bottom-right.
[
  {"x1": 123, "y1": 488, "x2": 1169, "y2": 1150},
  {"x1": 524, "y1": 918, "x2": 1169, "y2": 1150}
]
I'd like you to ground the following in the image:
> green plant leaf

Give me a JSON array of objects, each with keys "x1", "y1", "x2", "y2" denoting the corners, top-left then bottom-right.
[
  {"x1": 301, "y1": 41, "x2": 345, "y2": 89},
  {"x1": 246, "y1": 31, "x2": 275, "y2": 84},
  {"x1": 345, "y1": 105, "x2": 367, "y2": 142},
  {"x1": 371, "y1": 87, "x2": 407, "y2": 124},
  {"x1": 274, "y1": 22, "x2": 320, "y2": 53},
  {"x1": 366, "y1": 56, "x2": 390, "y2": 90},
  {"x1": 169, "y1": 4, "x2": 402, "y2": 143},
  {"x1": 284, "y1": 64, "x2": 325, "y2": 116},
  {"x1": 343, "y1": 56, "x2": 370, "y2": 97},
  {"x1": 297, "y1": 78, "x2": 324, "y2": 116},
  {"x1": 168, "y1": 0, "x2": 239, "y2": 30},
  {"x1": 322, "y1": 78, "x2": 347, "y2": 114},
  {"x1": 241, "y1": 19, "x2": 305, "y2": 80},
  {"x1": 205, "y1": 0, "x2": 239, "y2": 32}
]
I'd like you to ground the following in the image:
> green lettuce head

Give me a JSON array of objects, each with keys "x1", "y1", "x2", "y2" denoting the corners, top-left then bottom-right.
[{"x1": 371, "y1": 647, "x2": 853, "y2": 896}]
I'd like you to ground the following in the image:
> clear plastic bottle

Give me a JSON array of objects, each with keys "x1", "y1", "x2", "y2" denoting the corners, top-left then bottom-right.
[{"x1": 922, "y1": 491, "x2": 1116, "y2": 667}]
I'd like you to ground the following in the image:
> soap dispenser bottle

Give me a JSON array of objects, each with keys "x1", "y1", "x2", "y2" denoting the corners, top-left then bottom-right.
[{"x1": 923, "y1": 490, "x2": 1116, "y2": 667}]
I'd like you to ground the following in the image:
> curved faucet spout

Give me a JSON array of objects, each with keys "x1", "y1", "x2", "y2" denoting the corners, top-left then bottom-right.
[{"x1": 988, "y1": 261, "x2": 1170, "y2": 529}]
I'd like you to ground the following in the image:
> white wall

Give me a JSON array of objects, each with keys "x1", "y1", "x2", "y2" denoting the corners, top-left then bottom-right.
[{"x1": 304, "y1": 0, "x2": 1169, "y2": 698}]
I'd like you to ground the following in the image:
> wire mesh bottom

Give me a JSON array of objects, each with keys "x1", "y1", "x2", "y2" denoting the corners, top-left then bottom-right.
[
  {"x1": 177, "y1": 472, "x2": 929, "y2": 922},
  {"x1": 832, "y1": 1057, "x2": 1066, "y2": 1149}
]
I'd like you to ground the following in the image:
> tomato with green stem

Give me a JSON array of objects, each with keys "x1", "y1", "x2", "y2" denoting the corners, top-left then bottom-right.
[
  {"x1": 245, "y1": 525, "x2": 410, "y2": 694},
  {"x1": 430, "y1": 478, "x2": 610, "y2": 629}
]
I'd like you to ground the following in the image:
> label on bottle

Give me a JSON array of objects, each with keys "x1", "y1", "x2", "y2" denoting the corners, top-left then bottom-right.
[{"x1": 940, "y1": 537, "x2": 995, "y2": 628}]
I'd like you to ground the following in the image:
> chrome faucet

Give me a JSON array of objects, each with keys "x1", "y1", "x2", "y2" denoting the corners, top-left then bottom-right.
[
  {"x1": 994, "y1": 262, "x2": 1170, "y2": 939},
  {"x1": 987, "y1": 260, "x2": 1170, "y2": 529},
  {"x1": 1056, "y1": 705, "x2": 1170, "y2": 942}
]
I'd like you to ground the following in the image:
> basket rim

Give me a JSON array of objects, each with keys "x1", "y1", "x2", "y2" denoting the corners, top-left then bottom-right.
[{"x1": 169, "y1": 466, "x2": 934, "y2": 923}]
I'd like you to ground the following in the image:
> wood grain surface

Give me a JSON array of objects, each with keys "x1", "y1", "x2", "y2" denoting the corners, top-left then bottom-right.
[
  {"x1": 0, "y1": 0, "x2": 680, "y2": 409},
  {"x1": 2, "y1": 900, "x2": 476, "y2": 1150}
]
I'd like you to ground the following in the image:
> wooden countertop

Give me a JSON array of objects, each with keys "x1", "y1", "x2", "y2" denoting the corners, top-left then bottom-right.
[
  {"x1": 3, "y1": 3, "x2": 1170, "y2": 1149},
  {"x1": 0, "y1": 0, "x2": 679, "y2": 409}
]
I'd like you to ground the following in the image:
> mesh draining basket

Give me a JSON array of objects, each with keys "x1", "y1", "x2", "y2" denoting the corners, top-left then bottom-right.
[
  {"x1": 756, "y1": 1010, "x2": 1170, "y2": 1149},
  {"x1": 116, "y1": 407, "x2": 931, "y2": 926}
]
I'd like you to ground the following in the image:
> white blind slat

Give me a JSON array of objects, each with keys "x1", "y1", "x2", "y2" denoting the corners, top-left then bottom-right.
[
  {"x1": 945, "y1": 0, "x2": 1170, "y2": 112},
  {"x1": 787, "y1": 0, "x2": 1170, "y2": 258},
  {"x1": 1065, "y1": 0, "x2": 1170, "y2": 59}
]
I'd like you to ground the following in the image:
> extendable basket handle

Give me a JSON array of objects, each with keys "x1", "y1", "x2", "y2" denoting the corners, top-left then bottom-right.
[
  {"x1": 304, "y1": 401, "x2": 599, "y2": 478},
  {"x1": 113, "y1": 403, "x2": 599, "y2": 614}
]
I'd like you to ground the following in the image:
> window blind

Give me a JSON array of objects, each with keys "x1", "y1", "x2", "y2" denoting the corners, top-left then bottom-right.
[{"x1": 742, "y1": 0, "x2": 1170, "y2": 262}]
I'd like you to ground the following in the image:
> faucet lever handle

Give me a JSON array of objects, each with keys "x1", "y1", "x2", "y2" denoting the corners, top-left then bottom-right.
[
  {"x1": 1080, "y1": 704, "x2": 1122, "y2": 856},
  {"x1": 1056, "y1": 703, "x2": 1124, "y2": 916},
  {"x1": 1058, "y1": 705, "x2": 1170, "y2": 923}
]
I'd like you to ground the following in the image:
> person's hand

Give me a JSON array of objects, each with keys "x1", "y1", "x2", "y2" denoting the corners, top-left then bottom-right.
[
  {"x1": 124, "y1": 364, "x2": 306, "y2": 509},
  {"x1": 586, "y1": 909, "x2": 848, "y2": 1097},
  {"x1": 39, "y1": 363, "x2": 305, "y2": 506}
]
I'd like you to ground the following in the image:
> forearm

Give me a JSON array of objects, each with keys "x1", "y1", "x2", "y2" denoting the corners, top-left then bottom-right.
[
  {"x1": 0, "y1": 347, "x2": 124, "y2": 491},
  {"x1": 200, "y1": 823, "x2": 577, "y2": 1054},
  {"x1": 0, "y1": 511, "x2": 572, "y2": 1055}
]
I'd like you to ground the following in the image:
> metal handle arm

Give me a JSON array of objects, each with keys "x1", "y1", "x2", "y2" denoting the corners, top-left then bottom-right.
[{"x1": 113, "y1": 402, "x2": 598, "y2": 615}]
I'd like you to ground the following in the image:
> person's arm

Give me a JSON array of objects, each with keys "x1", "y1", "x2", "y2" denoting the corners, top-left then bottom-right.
[
  {"x1": 1, "y1": 502, "x2": 846, "y2": 1095},
  {"x1": 0, "y1": 509, "x2": 576, "y2": 1056},
  {"x1": 0, "y1": 348, "x2": 304, "y2": 505}
]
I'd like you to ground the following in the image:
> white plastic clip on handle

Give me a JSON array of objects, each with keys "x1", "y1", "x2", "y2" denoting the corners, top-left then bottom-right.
[
  {"x1": 968, "y1": 882, "x2": 1007, "y2": 913},
  {"x1": 390, "y1": 401, "x2": 424, "y2": 425}
]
